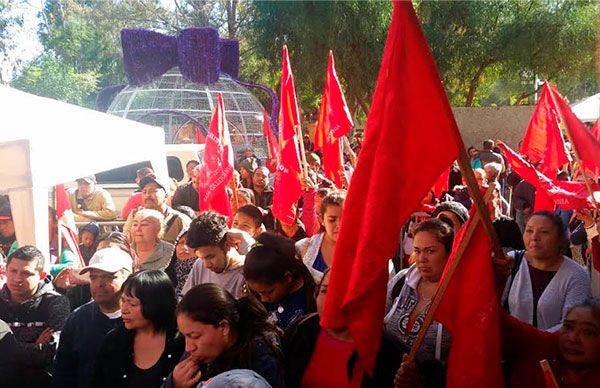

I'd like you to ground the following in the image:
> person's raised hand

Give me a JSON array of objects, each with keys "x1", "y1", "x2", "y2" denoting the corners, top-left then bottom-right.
[
  {"x1": 35, "y1": 327, "x2": 54, "y2": 345},
  {"x1": 394, "y1": 354, "x2": 421, "y2": 388},
  {"x1": 172, "y1": 356, "x2": 202, "y2": 388},
  {"x1": 492, "y1": 251, "x2": 514, "y2": 286}
]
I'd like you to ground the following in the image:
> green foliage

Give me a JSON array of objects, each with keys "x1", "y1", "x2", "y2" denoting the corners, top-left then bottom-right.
[
  {"x1": 11, "y1": 54, "x2": 98, "y2": 106},
  {"x1": 417, "y1": 0, "x2": 598, "y2": 106},
  {"x1": 250, "y1": 0, "x2": 391, "y2": 117}
]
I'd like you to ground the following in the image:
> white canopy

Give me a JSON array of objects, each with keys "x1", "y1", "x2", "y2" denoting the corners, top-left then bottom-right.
[
  {"x1": 571, "y1": 93, "x2": 600, "y2": 123},
  {"x1": 0, "y1": 86, "x2": 168, "y2": 256}
]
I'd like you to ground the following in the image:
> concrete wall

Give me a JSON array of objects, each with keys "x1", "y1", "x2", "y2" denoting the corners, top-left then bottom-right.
[{"x1": 452, "y1": 106, "x2": 535, "y2": 150}]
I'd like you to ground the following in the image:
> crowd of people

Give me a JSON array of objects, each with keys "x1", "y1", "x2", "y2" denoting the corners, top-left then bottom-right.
[{"x1": 0, "y1": 138, "x2": 599, "y2": 387}]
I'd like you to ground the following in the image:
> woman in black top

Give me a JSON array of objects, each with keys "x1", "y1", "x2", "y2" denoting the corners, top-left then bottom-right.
[
  {"x1": 92, "y1": 270, "x2": 184, "y2": 388},
  {"x1": 166, "y1": 283, "x2": 284, "y2": 388}
]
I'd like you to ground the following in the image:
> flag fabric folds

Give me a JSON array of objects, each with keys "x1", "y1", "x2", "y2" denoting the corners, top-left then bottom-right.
[
  {"x1": 314, "y1": 51, "x2": 354, "y2": 187},
  {"x1": 272, "y1": 45, "x2": 303, "y2": 225},
  {"x1": 320, "y1": 1, "x2": 462, "y2": 373},
  {"x1": 498, "y1": 142, "x2": 598, "y2": 210},
  {"x1": 550, "y1": 85, "x2": 600, "y2": 174},
  {"x1": 55, "y1": 184, "x2": 85, "y2": 268},
  {"x1": 521, "y1": 83, "x2": 571, "y2": 174},
  {"x1": 262, "y1": 110, "x2": 279, "y2": 173},
  {"x1": 434, "y1": 211, "x2": 504, "y2": 388},
  {"x1": 198, "y1": 92, "x2": 234, "y2": 219}
]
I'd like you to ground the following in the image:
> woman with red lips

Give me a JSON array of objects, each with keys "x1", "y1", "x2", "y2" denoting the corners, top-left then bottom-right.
[
  {"x1": 502, "y1": 211, "x2": 591, "y2": 331},
  {"x1": 92, "y1": 270, "x2": 184, "y2": 388},
  {"x1": 384, "y1": 219, "x2": 454, "y2": 386},
  {"x1": 164, "y1": 283, "x2": 283, "y2": 388}
]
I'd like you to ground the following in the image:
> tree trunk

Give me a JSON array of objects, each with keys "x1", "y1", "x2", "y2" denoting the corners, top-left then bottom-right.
[
  {"x1": 464, "y1": 62, "x2": 490, "y2": 107},
  {"x1": 225, "y1": 0, "x2": 238, "y2": 38}
]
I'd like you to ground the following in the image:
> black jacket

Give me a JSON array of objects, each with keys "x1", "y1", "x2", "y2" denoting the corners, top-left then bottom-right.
[
  {"x1": 283, "y1": 313, "x2": 402, "y2": 388},
  {"x1": 172, "y1": 182, "x2": 199, "y2": 211},
  {"x1": 91, "y1": 325, "x2": 184, "y2": 388},
  {"x1": 0, "y1": 278, "x2": 70, "y2": 388},
  {"x1": 0, "y1": 319, "x2": 17, "y2": 388}
]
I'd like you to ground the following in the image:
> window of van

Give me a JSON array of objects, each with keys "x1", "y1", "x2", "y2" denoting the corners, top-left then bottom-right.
[{"x1": 95, "y1": 157, "x2": 184, "y2": 184}]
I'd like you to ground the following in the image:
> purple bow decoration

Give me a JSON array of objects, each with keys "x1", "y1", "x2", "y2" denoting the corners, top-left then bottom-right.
[{"x1": 121, "y1": 27, "x2": 240, "y2": 86}]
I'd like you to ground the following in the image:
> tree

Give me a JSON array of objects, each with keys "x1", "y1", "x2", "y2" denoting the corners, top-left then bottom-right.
[
  {"x1": 417, "y1": 0, "x2": 597, "y2": 106},
  {"x1": 249, "y1": 1, "x2": 391, "y2": 118}
]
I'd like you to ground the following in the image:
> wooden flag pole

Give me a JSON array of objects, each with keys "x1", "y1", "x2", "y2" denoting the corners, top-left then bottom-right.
[
  {"x1": 229, "y1": 175, "x2": 239, "y2": 213},
  {"x1": 405, "y1": 146, "x2": 505, "y2": 362},
  {"x1": 539, "y1": 359, "x2": 560, "y2": 388},
  {"x1": 406, "y1": 209, "x2": 482, "y2": 361},
  {"x1": 547, "y1": 85, "x2": 599, "y2": 210},
  {"x1": 296, "y1": 124, "x2": 309, "y2": 179}
]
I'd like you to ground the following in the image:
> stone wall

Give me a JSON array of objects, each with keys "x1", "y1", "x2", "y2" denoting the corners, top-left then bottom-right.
[{"x1": 452, "y1": 106, "x2": 535, "y2": 150}]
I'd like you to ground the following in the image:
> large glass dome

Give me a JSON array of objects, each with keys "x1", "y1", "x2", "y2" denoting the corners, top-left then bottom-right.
[{"x1": 107, "y1": 67, "x2": 268, "y2": 160}]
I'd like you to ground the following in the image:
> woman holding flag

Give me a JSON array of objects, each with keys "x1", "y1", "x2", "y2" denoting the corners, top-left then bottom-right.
[{"x1": 384, "y1": 219, "x2": 454, "y2": 386}]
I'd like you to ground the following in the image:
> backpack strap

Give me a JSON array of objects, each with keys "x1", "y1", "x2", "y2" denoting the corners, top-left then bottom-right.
[{"x1": 503, "y1": 249, "x2": 526, "y2": 312}]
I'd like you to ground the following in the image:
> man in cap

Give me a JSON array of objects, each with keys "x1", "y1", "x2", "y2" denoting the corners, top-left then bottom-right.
[
  {"x1": 120, "y1": 167, "x2": 155, "y2": 219},
  {"x1": 123, "y1": 175, "x2": 191, "y2": 244},
  {"x1": 0, "y1": 246, "x2": 70, "y2": 387},
  {"x1": 53, "y1": 247, "x2": 132, "y2": 388},
  {"x1": 0, "y1": 197, "x2": 15, "y2": 257},
  {"x1": 68, "y1": 175, "x2": 118, "y2": 222}
]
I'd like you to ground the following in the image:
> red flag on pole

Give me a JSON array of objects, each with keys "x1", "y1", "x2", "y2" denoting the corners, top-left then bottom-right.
[
  {"x1": 198, "y1": 93, "x2": 234, "y2": 219},
  {"x1": 262, "y1": 110, "x2": 279, "y2": 173},
  {"x1": 498, "y1": 142, "x2": 597, "y2": 210},
  {"x1": 434, "y1": 212, "x2": 504, "y2": 388},
  {"x1": 55, "y1": 184, "x2": 85, "y2": 268},
  {"x1": 521, "y1": 83, "x2": 571, "y2": 174},
  {"x1": 272, "y1": 45, "x2": 303, "y2": 225},
  {"x1": 314, "y1": 51, "x2": 354, "y2": 187},
  {"x1": 320, "y1": 1, "x2": 462, "y2": 373},
  {"x1": 550, "y1": 84, "x2": 600, "y2": 172}
]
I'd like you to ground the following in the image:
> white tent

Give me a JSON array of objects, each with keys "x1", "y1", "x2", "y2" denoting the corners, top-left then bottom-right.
[
  {"x1": 0, "y1": 86, "x2": 168, "y2": 256},
  {"x1": 571, "y1": 93, "x2": 600, "y2": 123}
]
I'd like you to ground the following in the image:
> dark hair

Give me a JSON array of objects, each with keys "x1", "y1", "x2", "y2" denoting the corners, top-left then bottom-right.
[
  {"x1": 319, "y1": 191, "x2": 346, "y2": 217},
  {"x1": 467, "y1": 146, "x2": 477, "y2": 153},
  {"x1": 235, "y1": 205, "x2": 263, "y2": 228},
  {"x1": 186, "y1": 160, "x2": 200, "y2": 169},
  {"x1": 565, "y1": 298, "x2": 600, "y2": 323},
  {"x1": 121, "y1": 270, "x2": 177, "y2": 332},
  {"x1": 483, "y1": 139, "x2": 494, "y2": 150},
  {"x1": 315, "y1": 268, "x2": 331, "y2": 299},
  {"x1": 413, "y1": 219, "x2": 455, "y2": 253},
  {"x1": 187, "y1": 211, "x2": 228, "y2": 249},
  {"x1": 7, "y1": 245, "x2": 45, "y2": 273},
  {"x1": 316, "y1": 187, "x2": 331, "y2": 199},
  {"x1": 177, "y1": 283, "x2": 279, "y2": 347},
  {"x1": 97, "y1": 231, "x2": 130, "y2": 253},
  {"x1": 525, "y1": 210, "x2": 567, "y2": 251}
]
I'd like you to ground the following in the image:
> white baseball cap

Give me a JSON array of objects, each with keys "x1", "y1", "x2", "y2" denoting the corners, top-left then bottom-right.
[{"x1": 79, "y1": 247, "x2": 133, "y2": 275}]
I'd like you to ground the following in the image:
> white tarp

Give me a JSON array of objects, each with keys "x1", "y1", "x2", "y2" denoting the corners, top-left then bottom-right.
[
  {"x1": 0, "y1": 86, "x2": 168, "y2": 255},
  {"x1": 571, "y1": 93, "x2": 600, "y2": 123}
]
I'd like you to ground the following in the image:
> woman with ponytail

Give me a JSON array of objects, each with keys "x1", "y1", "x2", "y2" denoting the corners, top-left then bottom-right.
[
  {"x1": 164, "y1": 283, "x2": 283, "y2": 388},
  {"x1": 244, "y1": 232, "x2": 317, "y2": 330}
]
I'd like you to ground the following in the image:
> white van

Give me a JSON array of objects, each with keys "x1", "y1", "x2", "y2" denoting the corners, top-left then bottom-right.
[{"x1": 95, "y1": 144, "x2": 205, "y2": 213}]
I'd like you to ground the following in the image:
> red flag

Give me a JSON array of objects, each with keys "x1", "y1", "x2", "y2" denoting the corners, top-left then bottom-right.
[
  {"x1": 55, "y1": 184, "x2": 85, "y2": 268},
  {"x1": 262, "y1": 110, "x2": 279, "y2": 173},
  {"x1": 198, "y1": 93, "x2": 234, "y2": 219},
  {"x1": 521, "y1": 83, "x2": 571, "y2": 172},
  {"x1": 550, "y1": 85, "x2": 600, "y2": 172},
  {"x1": 272, "y1": 45, "x2": 303, "y2": 225},
  {"x1": 498, "y1": 142, "x2": 597, "y2": 210},
  {"x1": 320, "y1": 1, "x2": 462, "y2": 373},
  {"x1": 314, "y1": 51, "x2": 354, "y2": 187},
  {"x1": 431, "y1": 165, "x2": 451, "y2": 199},
  {"x1": 434, "y1": 212, "x2": 504, "y2": 387}
]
